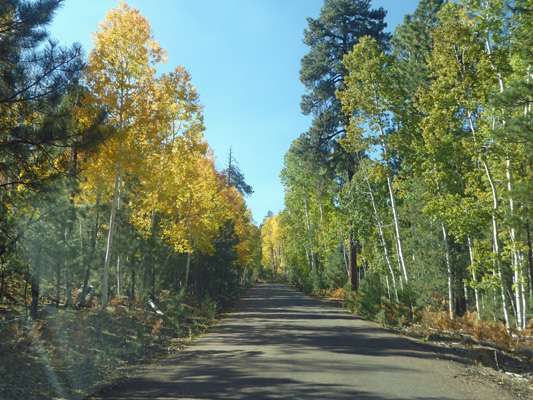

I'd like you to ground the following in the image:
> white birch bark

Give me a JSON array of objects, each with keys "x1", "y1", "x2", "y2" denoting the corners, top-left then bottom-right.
[
  {"x1": 185, "y1": 251, "x2": 191, "y2": 289},
  {"x1": 303, "y1": 185, "x2": 317, "y2": 276},
  {"x1": 361, "y1": 165, "x2": 399, "y2": 300},
  {"x1": 467, "y1": 237, "x2": 480, "y2": 313},
  {"x1": 116, "y1": 254, "x2": 121, "y2": 297},
  {"x1": 468, "y1": 112, "x2": 510, "y2": 327},
  {"x1": 342, "y1": 236, "x2": 349, "y2": 276},
  {"x1": 102, "y1": 153, "x2": 122, "y2": 309},
  {"x1": 507, "y1": 157, "x2": 524, "y2": 329},
  {"x1": 378, "y1": 127, "x2": 409, "y2": 284},
  {"x1": 441, "y1": 222, "x2": 454, "y2": 318},
  {"x1": 319, "y1": 199, "x2": 328, "y2": 253}
]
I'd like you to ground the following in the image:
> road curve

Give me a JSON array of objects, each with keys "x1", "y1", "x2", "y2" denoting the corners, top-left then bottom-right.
[{"x1": 94, "y1": 283, "x2": 518, "y2": 399}]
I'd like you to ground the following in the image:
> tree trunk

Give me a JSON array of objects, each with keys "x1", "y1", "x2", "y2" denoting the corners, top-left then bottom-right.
[
  {"x1": 484, "y1": 159, "x2": 510, "y2": 328},
  {"x1": 526, "y1": 223, "x2": 533, "y2": 299},
  {"x1": 64, "y1": 225, "x2": 72, "y2": 306},
  {"x1": 31, "y1": 245, "x2": 43, "y2": 320},
  {"x1": 441, "y1": 222, "x2": 454, "y2": 318},
  {"x1": 65, "y1": 259, "x2": 71, "y2": 306},
  {"x1": 362, "y1": 166, "x2": 399, "y2": 300},
  {"x1": 319, "y1": 199, "x2": 328, "y2": 253},
  {"x1": 303, "y1": 185, "x2": 316, "y2": 276},
  {"x1": 241, "y1": 266, "x2": 248, "y2": 284},
  {"x1": 348, "y1": 232, "x2": 358, "y2": 291},
  {"x1": 102, "y1": 156, "x2": 122, "y2": 309},
  {"x1": 380, "y1": 130, "x2": 409, "y2": 285},
  {"x1": 79, "y1": 217, "x2": 98, "y2": 307},
  {"x1": 468, "y1": 113, "x2": 510, "y2": 327},
  {"x1": 130, "y1": 249, "x2": 136, "y2": 307},
  {"x1": 56, "y1": 260, "x2": 61, "y2": 307},
  {"x1": 116, "y1": 254, "x2": 121, "y2": 297},
  {"x1": 0, "y1": 259, "x2": 5, "y2": 301},
  {"x1": 79, "y1": 265, "x2": 91, "y2": 307},
  {"x1": 520, "y1": 250, "x2": 527, "y2": 330},
  {"x1": 342, "y1": 237, "x2": 349, "y2": 276},
  {"x1": 507, "y1": 156, "x2": 525, "y2": 329},
  {"x1": 185, "y1": 251, "x2": 191, "y2": 289},
  {"x1": 488, "y1": 170, "x2": 510, "y2": 326},
  {"x1": 467, "y1": 237, "x2": 480, "y2": 313},
  {"x1": 385, "y1": 276, "x2": 391, "y2": 300}
]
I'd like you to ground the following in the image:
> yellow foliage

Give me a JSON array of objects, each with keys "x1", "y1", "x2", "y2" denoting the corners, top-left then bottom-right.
[
  {"x1": 73, "y1": 1, "x2": 258, "y2": 275},
  {"x1": 261, "y1": 214, "x2": 284, "y2": 273}
]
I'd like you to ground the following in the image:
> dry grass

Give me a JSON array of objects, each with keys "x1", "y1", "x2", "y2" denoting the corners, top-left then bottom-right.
[
  {"x1": 421, "y1": 309, "x2": 533, "y2": 350},
  {"x1": 320, "y1": 287, "x2": 346, "y2": 300}
]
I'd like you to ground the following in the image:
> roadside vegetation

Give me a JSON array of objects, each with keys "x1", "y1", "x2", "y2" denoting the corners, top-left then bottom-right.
[
  {"x1": 0, "y1": 286, "x2": 251, "y2": 399},
  {"x1": 262, "y1": 0, "x2": 533, "y2": 356},
  {"x1": 0, "y1": 1, "x2": 259, "y2": 398}
]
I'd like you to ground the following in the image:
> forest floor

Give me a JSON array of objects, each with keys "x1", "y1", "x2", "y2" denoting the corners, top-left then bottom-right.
[{"x1": 0, "y1": 292, "x2": 242, "y2": 400}]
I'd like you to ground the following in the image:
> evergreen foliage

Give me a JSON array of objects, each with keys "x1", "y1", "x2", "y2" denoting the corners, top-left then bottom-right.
[{"x1": 222, "y1": 147, "x2": 254, "y2": 197}]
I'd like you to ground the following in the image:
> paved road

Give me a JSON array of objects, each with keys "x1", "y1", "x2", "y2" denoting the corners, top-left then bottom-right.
[{"x1": 95, "y1": 283, "x2": 518, "y2": 399}]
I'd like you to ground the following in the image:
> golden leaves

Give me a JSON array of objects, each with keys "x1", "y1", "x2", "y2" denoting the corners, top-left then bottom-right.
[{"x1": 77, "y1": 2, "x2": 255, "y2": 269}]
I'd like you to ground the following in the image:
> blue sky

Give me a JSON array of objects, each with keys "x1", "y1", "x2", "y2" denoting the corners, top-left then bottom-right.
[{"x1": 49, "y1": 0, "x2": 420, "y2": 225}]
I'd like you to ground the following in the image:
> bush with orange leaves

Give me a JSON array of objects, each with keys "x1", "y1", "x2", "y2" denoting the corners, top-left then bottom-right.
[{"x1": 320, "y1": 287, "x2": 346, "y2": 300}]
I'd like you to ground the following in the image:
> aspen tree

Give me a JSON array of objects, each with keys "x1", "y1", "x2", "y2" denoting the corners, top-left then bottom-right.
[
  {"x1": 81, "y1": 2, "x2": 166, "y2": 308},
  {"x1": 420, "y1": 2, "x2": 512, "y2": 325},
  {"x1": 338, "y1": 36, "x2": 409, "y2": 286}
]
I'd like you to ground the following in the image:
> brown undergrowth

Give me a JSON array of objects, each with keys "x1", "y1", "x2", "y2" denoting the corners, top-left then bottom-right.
[
  {"x1": 323, "y1": 286, "x2": 532, "y2": 358},
  {"x1": 0, "y1": 292, "x2": 224, "y2": 400},
  {"x1": 422, "y1": 310, "x2": 533, "y2": 349},
  {"x1": 320, "y1": 287, "x2": 347, "y2": 300}
]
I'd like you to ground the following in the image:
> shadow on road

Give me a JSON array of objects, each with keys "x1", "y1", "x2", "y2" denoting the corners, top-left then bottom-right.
[{"x1": 93, "y1": 284, "x2": 487, "y2": 400}]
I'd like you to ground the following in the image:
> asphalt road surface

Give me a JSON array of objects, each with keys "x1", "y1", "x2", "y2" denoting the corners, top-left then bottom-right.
[{"x1": 94, "y1": 283, "x2": 519, "y2": 399}]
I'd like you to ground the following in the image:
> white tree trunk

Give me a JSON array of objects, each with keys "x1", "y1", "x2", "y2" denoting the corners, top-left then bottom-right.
[
  {"x1": 362, "y1": 166, "x2": 399, "y2": 300},
  {"x1": 379, "y1": 129, "x2": 409, "y2": 285},
  {"x1": 441, "y1": 222, "x2": 454, "y2": 318},
  {"x1": 468, "y1": 113, "x2": 510, "y2": 327},
  {"x1": 485, "y1": 160, "x2": 511, "y2": 328},
  {"x1": 319, "y1": 199, "x2": 328, "y2": 253},
  {"x1": 185, "y1": 251, "x2": 191, "y2": 289},
  {"x1": 116, "y1": 254, "x2": 121, "y2": 296},
  {"x1": 342, "y1": 236, "x2": 349, "y2": 276},
  {"x1": 102, "y1": 156, "x2": 122, "y2": 309},
  {"x1": 303, "y1": 185, "x2": 317, "y2": 276},
  {"x1": 467, "y1": 237, "x2": 480, "y2": 313},
  {"x1": 507, "y1": 157, "x2": 523, "y2": 329}
]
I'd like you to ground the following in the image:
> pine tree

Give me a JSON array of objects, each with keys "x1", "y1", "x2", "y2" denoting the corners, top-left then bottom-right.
[
  {"x1": 0, "y1": 0, "x2": 86, "y2": 259},
  {"x1": 223, "y1": 147, "x2": 254, "y2": 197},
  {"x1": 299, "y1": 0, "x2": 390, "y2": 290}
]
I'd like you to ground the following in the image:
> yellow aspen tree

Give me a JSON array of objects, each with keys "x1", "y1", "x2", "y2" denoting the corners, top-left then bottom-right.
[
  {"x1": 79, "y1": 1, "x2": 166, "y2": 308},
  {"x1": 261, "y1": 214, "x2": 284, "y2": 275},
  {"x1": 134, "y1": 142, "x2": 228, "y2": 288},
  {"x1": 128, "y1": 65, "x2": 206, "y2": 238}
]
